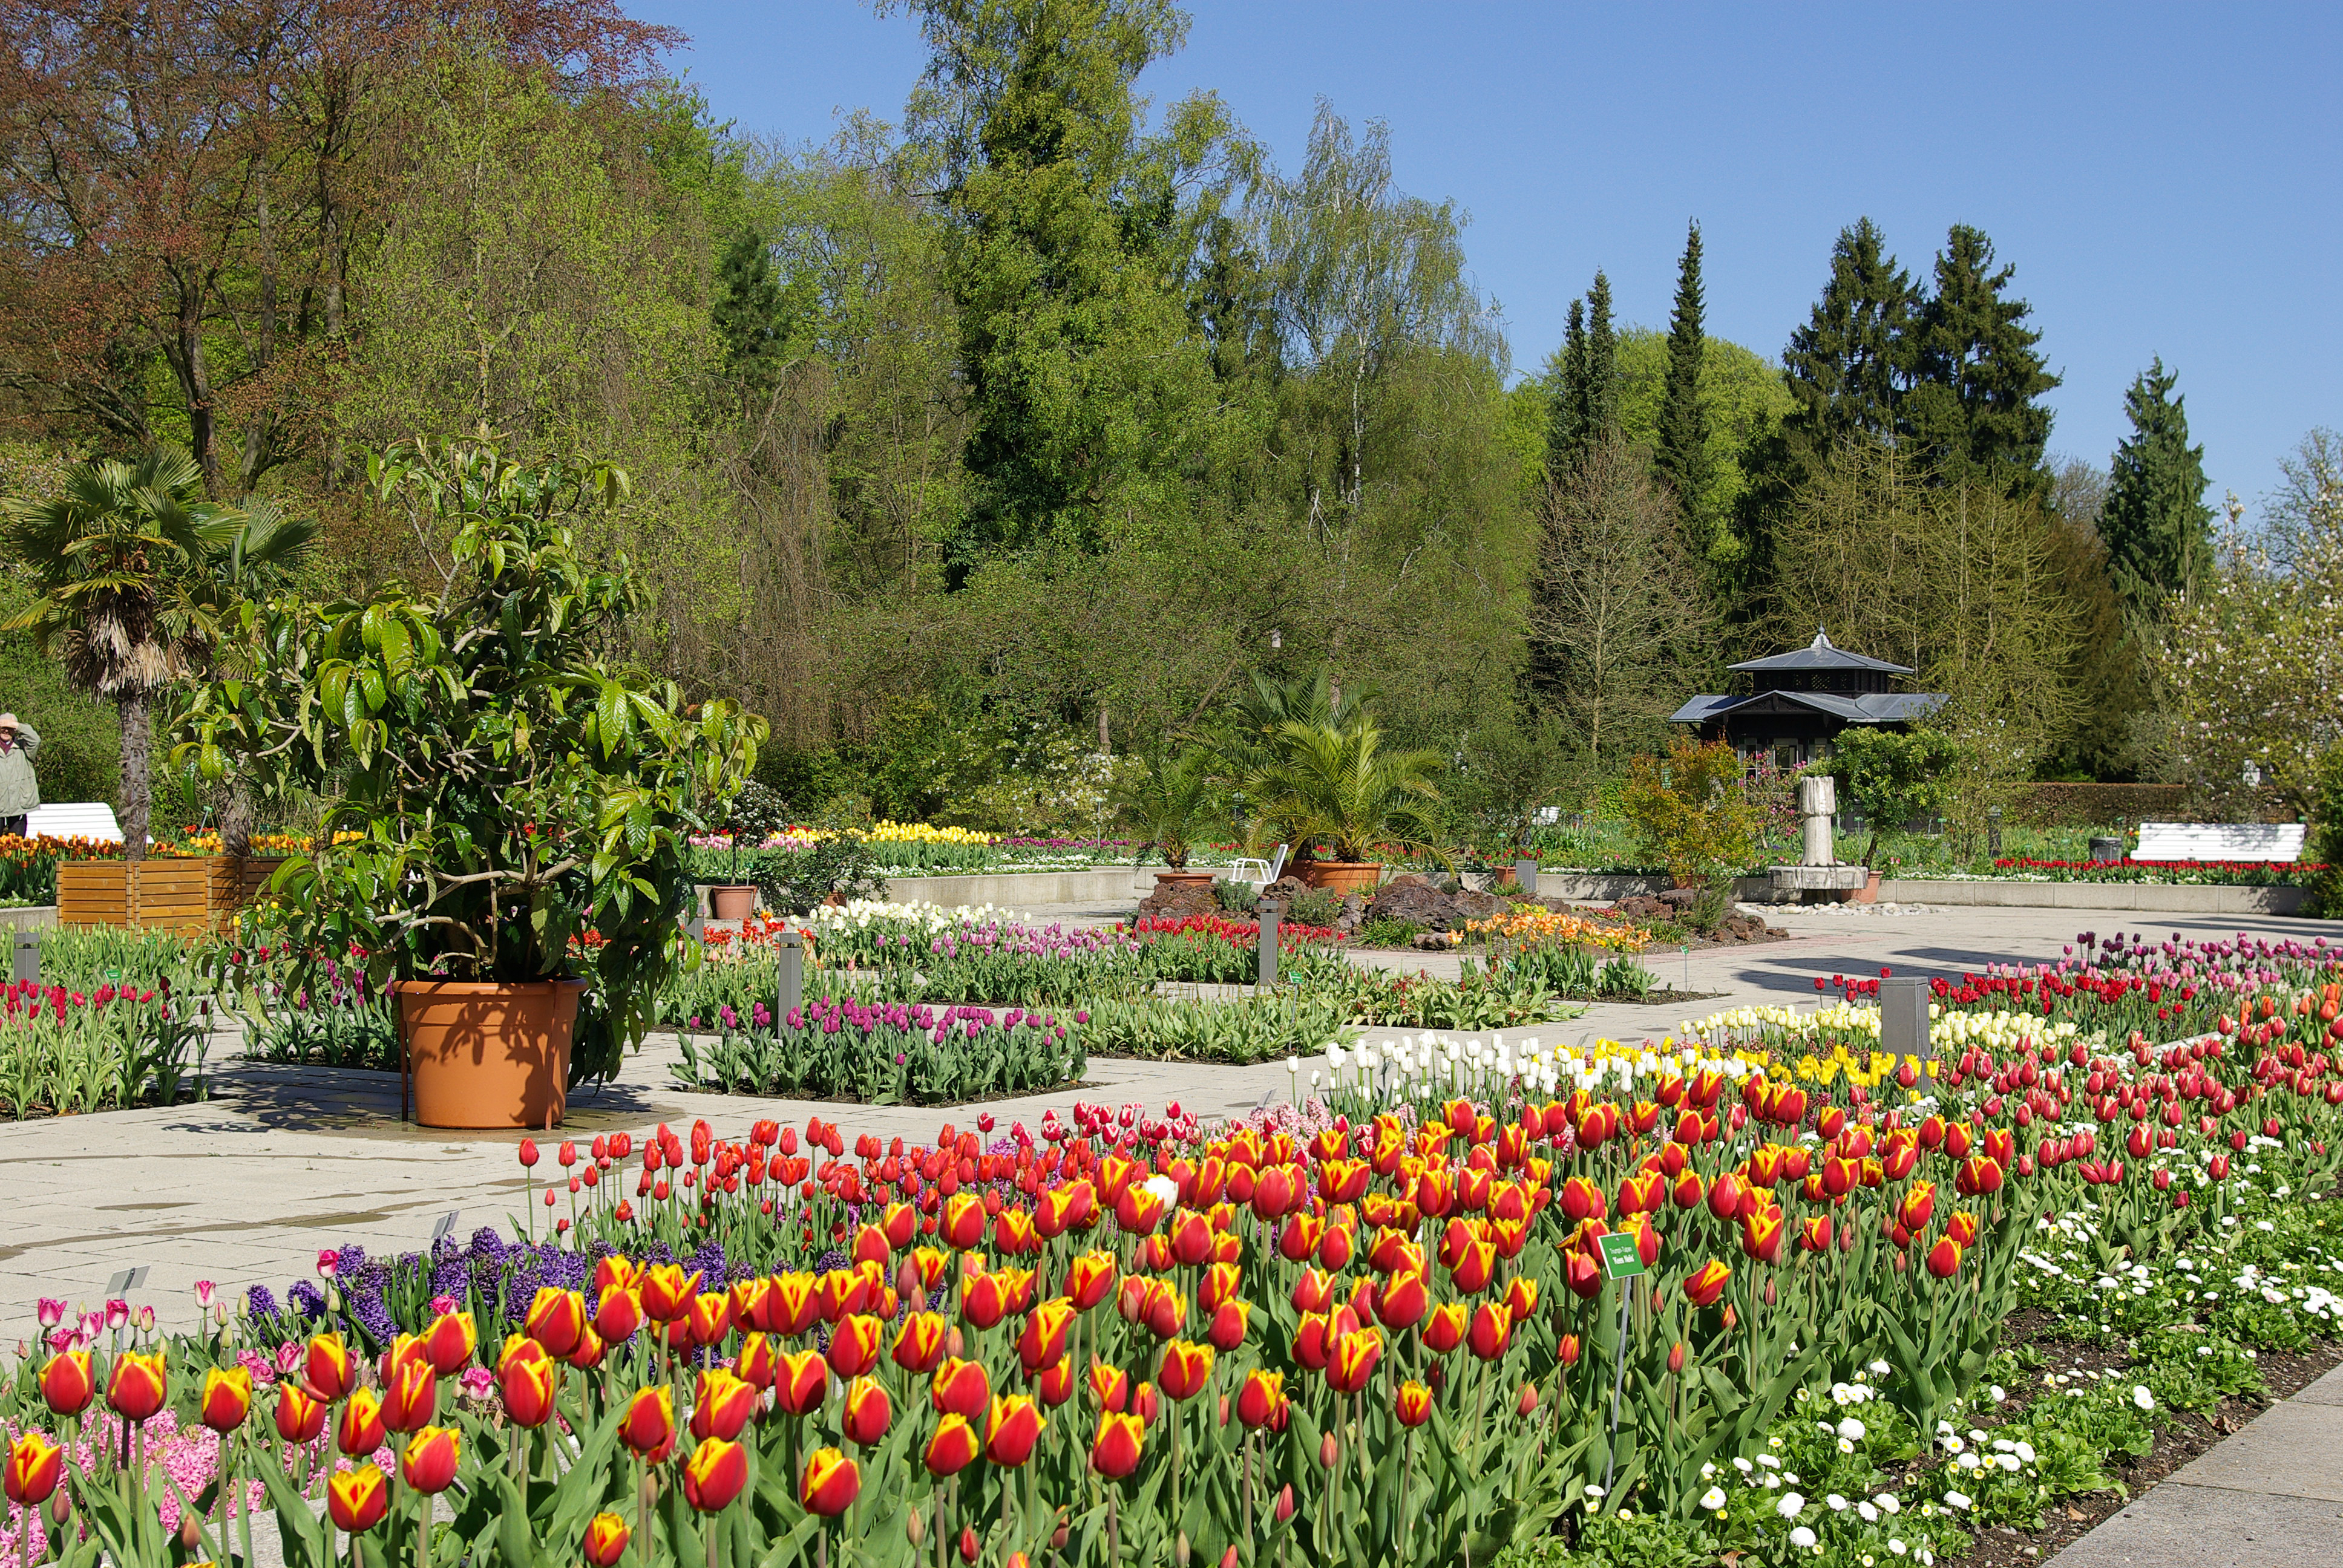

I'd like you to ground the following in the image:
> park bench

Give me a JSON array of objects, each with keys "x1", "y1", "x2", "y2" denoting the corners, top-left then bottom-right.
[
  {"x1": 25, "y1": 802, "x2": 123, "y2": 842},
  {"x1": 2131, "y1": 822, "x2": 2306, "y2": 863}
]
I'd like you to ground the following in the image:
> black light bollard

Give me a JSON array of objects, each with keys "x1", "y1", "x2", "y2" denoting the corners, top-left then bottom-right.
[
  {"x1": 776, "y1": 930, "x2": 804, "y2": 1029},
  {"x1": 1257, "y1": 898, "x2": 1282, "y2": 990}
]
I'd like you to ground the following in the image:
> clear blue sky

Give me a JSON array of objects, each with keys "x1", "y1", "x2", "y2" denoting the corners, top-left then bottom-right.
[{"x1": 635, "y1": 0, "x2": 2341, "y2": 521}]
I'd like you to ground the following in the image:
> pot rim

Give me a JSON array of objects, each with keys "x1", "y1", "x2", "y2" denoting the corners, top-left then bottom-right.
[{"x1": 391, "y1": 978, "x2": 590, "y2": 996}]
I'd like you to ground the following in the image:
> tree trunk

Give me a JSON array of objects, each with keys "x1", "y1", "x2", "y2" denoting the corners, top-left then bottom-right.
[
  {"x1": 218, "y1": 777, "x2": 255, "y2": 859},
  {"x1": 119, "y1": 690, "x2": 151, "y2": 863}
]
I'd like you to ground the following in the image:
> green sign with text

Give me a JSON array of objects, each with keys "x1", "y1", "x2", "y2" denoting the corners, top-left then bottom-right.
[{"x1": 1596, "y1": 1230, "x2": 1646, "y2": 1279}]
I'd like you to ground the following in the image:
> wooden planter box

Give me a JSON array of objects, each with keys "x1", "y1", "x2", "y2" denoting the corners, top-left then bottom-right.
[{"x1": 57, "y1": 856, "x2": 287, "y2": 936}]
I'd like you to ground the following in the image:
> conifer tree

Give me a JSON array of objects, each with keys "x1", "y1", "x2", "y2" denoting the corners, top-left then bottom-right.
[
  {"x1": 712, "y1": 227, "x2": 804, "y2": 399},
  {"x1": 1547, "y1": 297, "x2": 1586, "y2": 479},
  {"x1": 1654, "y1": 221, "x2": 1712, "y2": 538},
  {"x1": 1546, "y1": 272, "x2": 1620, "y2": 479},
  {"x1": 1780, "y1": 218, "x2": 1916, "y2": 459},
  {"x1": 1905, "y1": 224, "x2": 2059, "y2": 498},
  {"x1": 2100, "y1": 358, "x2": 2215, "y2": 622}
]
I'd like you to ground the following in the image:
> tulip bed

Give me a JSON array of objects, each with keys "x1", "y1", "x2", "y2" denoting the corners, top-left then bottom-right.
[
  {"x1": 0, "y1": 980, "x2": 211, "y2": 1120},
  {"x1": 6, "y1": 931, "x2": 2343, "y2": 1568},
  {"x1": 671, "y1": 999, "x2": 1084, "y2": 1105}
]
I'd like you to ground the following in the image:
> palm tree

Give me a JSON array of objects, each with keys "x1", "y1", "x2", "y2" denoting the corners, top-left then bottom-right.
[
  {"x1": 1, "y1": 448, "x2": 316, "y2": 859},
  {"x1": 1112, "y1": 748, "x2": 1219, "y2": 869},
  {"x1": 1251, "y1": 715, "x2": 1446, "y2": 865}
]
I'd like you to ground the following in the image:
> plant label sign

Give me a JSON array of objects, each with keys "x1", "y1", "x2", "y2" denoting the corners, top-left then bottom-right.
[
  {"x1": 1596, "y1": 1231, "x2": 1645, "y2": 1279},
  {"x1": 432, "y1": 1211, "x2": 462, "y2": 1243}
]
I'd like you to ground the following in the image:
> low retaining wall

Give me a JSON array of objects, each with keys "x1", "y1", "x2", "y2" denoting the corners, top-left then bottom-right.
[
  {"x1": 1878, "y1": 879, "x2": 2309, "y2": 916},
  {"x1": 884, "y1": 867, "x2": 1167, "y2": 909},
  {"x1": 0, "y1": 906, "x2": 56, "y2": 930}
]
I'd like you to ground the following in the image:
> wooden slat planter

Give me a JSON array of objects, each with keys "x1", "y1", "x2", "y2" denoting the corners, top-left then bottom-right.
[{"x1": 57, "y1": 856, "x2": 285, "y2": 936}]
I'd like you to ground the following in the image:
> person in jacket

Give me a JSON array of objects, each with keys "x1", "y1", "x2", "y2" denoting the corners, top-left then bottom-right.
[{"x1": 0, "y1": 714, "x2": 39, "y2": 838}]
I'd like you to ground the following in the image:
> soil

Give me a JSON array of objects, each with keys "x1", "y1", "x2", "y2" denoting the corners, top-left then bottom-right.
[{"x1": 1917, "y1": 1311, "x2": 2343, "y2": 1568}]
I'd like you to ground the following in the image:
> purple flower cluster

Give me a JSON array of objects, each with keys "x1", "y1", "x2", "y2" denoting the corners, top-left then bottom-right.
[{"x1": 784, "y1": 995, "x2": 1068, "y2": 1046}]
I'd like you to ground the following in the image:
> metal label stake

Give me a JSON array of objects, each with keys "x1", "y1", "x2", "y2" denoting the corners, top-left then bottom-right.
[
  {"x1": 1257, "y1": 899, "x2": 1282, "y2": 990},
  {"x1": 1596, "y1": 1230, "x2": 1646, "y2": 1497},
  {"x1": 776, "y1": 930, "x2": 804, "y2": 1028}
]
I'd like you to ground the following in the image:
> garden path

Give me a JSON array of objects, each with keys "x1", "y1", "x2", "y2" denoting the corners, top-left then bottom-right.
[
  {"x1": 2050, "y1": 1358, "x2": 2343, "y2": 1567},
  {"x1": 0, "y1": 903, "x2": 2328, "y2": 1344}
]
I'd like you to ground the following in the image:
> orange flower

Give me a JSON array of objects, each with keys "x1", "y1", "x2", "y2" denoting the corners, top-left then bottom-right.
[
  {"x1": 381, "y1": 1357, "x2": 437, "y2": 1434},
  {"x1": 923, "y1": 1413, "x2": 981, "y2": 1477},
  {"x1": 930, "y1": 1356, "x2": 991, "y2": 1420},
  {"x1": 275, "y1": 1384, "x2": 327, "y2": 1444},
  {"x1": 690, "y1": 1368, "x2": 757, "y2": 1443},
  {"x1": 401, "y1": 1425, "x2": 462, "y2": 1494},
  {"x1": 524, "y1": 1287, "x2": 587, "y2": 1356},
  {"x1": 582, "y1": 1513, "x2": 630, "y2": 1568},
  {"x1": 1016, "y1": 1298, "x2": 1076, "y2": 1372},
  {"x1": 799, "y1": 1448, "x2": 859, "y2": 1517},
  {"x1": 1156, "y1": 1340, "x2": 1214, "y2": 1403},
  {"x1": 619, "y1": 1386, "x2": 677, "y2": 1461},
  {"x1": 36, "y1": 1351, "x2": 93, "y2": 1417},
  {"x1": 1682, "y1": 1259, "x2": 1732, "y2": 1308},
  {"x1": 420, "y1": 1310, "x2": 477, "y2": 1375},
  {"x1": 336, "y1": 1388, "x2": 386, "y2": 1457},
  {"x1": 200, "y1": 1367, "x2": 253, "y2": 1433},
  {"x1": 683, "y1": 1438, "x2": 749, "y2": 1512},
  {"x1": 327, "y1": 1467, "x2": 389, "y2": 1533},
  {"x1": 1090, "y1": 1411, "x2": 1145, "y2": 1478},
  {"x1": 1394, "y1": 1380, "x2": 1432, "y2": 1428},
  {"x1": 983, "y1": 1394, "x2": 1046, "y2": 1466},
  {"x1": 827, "y1": 1314, "x2": 882, "y2": 1379},
  {"x1": 773, "y1": 1350, "x2": 828, "y2": 1417},
  {"x1": 1066, "y1": 1251, "x2": 1118, "y2": 1312},
  {"x1": 842, "y1": 1376, "x2": 891, "y2": 1445},
  {"x1": 2, "y1": 1434, "x2": 62, "y2": 1507},
  {"x1": 305, "y1": 1333, "x2": 354, "y2": 1400},
  {"x1": 106, "y1": 1350, "x2": 167, "y2": 1423}
]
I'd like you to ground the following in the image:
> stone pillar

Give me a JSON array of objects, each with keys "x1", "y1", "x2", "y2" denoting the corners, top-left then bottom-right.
[{"x1": 1797, "y1": 774, "x2": 1837, "y2": 866}]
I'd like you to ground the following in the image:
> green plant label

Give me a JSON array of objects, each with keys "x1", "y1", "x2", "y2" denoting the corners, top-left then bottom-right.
[{"x1": 1596, "y1": 1230, "x2": 1645, "y2": 1279}]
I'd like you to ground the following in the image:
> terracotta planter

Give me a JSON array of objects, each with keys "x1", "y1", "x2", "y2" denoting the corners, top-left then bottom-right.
[
  {"x1": 1152, "y1": 871, "x2": 1216, "y2": 892},
  {"x1": 1847, "y1": 870, "x2": 1884, "y2": 906},
  {"x1": 1294, "y1": 860, "x2": 1383, "y2": 897},
  {"x1": 709, "y1": 884, "x2": 759, "y2": 921},
  {"x1": 398, "y1": 979, "x2": 588, "y2": 1129}
]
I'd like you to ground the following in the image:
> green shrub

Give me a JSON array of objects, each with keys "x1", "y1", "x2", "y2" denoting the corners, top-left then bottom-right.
[
  {"x1": 1210, "y1": 878, "x2": 1259, "y2": 914},
  {"x1": 1353, "y1": 916, "x2": 1421, "y2": 949},
  {"x1": 1284, "y1": 886, "x2": 1342, "y2": 927}
]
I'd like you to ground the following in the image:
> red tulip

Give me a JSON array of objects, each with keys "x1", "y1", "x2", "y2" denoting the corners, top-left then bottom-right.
[
  {"x1": 582, "y1": 1513, "x2": 630, "y2": 1568},
  {"x1": 1466, "y1": 1302, "x2": 1512, "y2": 1361},
  {"x1": 1158, "y1": 1340, "x2": 1214, "y2": 1402},
  {"x1": 984, "y1": 1394, "x2": 1046, "y2": 1466},
  {"x1": 843, "y1": 1376, "x2": 891, "y2": 1445},
  {"x1": 828, "y1": 1314, "x2": 883, "y2": 1379},
  {"x1": 1925, "y1": 1237, "x2": 1963, "y2": 1279},
  {"x1": 691, "y1": 1368, "x2": 758, "y2": 1443},
  {"x1": 1236, "y1": 1370, "x2": 1284, "y2": 1430},
  {"x1": 38, "y1": 1352, "x2": 93, "y2": 1417},
  {"x1": 327, "y1": 1468, "x2": 388, "y2": 1533},
  {"x1": 336, "y1": 1389, "x2": 386, "y2": 1457},
  {"x1": 1326, "y1": 1327, "x2": 1384, "y2": 1394},
  {"x1": 800, "y1": 1448, "x2": 860, "y2": 1516},
  {"x1": 894, "y1": 1310, "x2": 949, "y2": 1374},
  {"x1": 2, "y1": 1434, "x2": 62, "y2": 1508},
  {"x1": 773, "y1": 1350, "x2": 828, "y2": 1417},
  {"x1": 1207, "y1": 1298, "x2": 1251, "y2": 1352},
  {"x1": 620, "y1": 1386, "x2": 678, "y2": 1461},
  {"x1": 200, "y1": 1367, "x2": 253, "y2": 1433},
  {"x1": 106, "y1": 1351, "x2": 167, "y2": 1423},
  {"x1": 304, "y1": 1333, "x2": 354, "y2": 1401},
  {"x1": 1682, "y1": 1259, "x2": 1731, "y2": 1308},
  {"x1": 420, "y1": 1310, "x2": 477, "y2": 1375},
  {"x1": 381, "y1": 1357, "x2": 436, "y2": 1434},
  {"x1": 923, "y1": 1413, "x2": 981, "y2": 1477},
  {"x1": 275, "y1": 1384, "x2": 327, "y2": 1444},
  {"x1": 401, "y1": 1425, "x2": 462, "y2": 1494},
  {"x1": 1066, "y1": 1251, "x2": 1119, "y2": 1312},
  {"x1": 1394, "y1": 1380, "x2": 1432, "y2": 1427},
  {"x1": 683, "y1": 1438, "x2": 750, "y2": 1512},
  {"x1": 931, "y1": 1356, "x2": 992, "y2": 1420},
  {"x1": 639, "y1": 1264, "x2": 702, "y2": 1323},
  {"x1": 1090, "y1": 1411, "x2": 1144, "y2": 1478}
]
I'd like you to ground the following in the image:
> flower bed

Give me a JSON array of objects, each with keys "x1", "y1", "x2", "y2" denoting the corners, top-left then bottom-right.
[
  {"x1": 0, "y1": 979, "x2": 209, "y2": 1119},
  {"x1": 1123, "y1": 912, "x2": 1340, "y2": 985},
  {"x1": 6, "y1": 936, "x2": 2342, "y2": 1568},
  {"x1": 670, "y1": 997, "x2": 1082, "y2": 1103},
  {"x1": 1970, "y1": 857, "x2": 2325, "y2": 887}
]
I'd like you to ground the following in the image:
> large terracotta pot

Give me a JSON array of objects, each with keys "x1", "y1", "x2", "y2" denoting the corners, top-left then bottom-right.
[
  {"x1": 1152, "y1": 871, "x2": 1216, "y2": 892},
  {"x1": 1846, "y1": 870, "x2": 1884, "y2": 906},
  {"x1": 709, "y1": 884, "x2": 758, "y2": 921},
  {"x1": 1294, "y1": 860, "x2": 1383, "y2": 897},
  {"x1": 398, "y1": 979, "x2": 588, "y2": 1130}
]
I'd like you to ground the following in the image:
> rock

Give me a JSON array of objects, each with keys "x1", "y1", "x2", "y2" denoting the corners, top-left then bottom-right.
[
  {"x1": 1656, "y1": 887, "x2": 1698, "y2": 908},
  {"x1": 1363, "y1": 879, "x2": 1461, "y2": 930},
  {"x1": 1334, "y1": 893, "x2": 1370, "y2": 933},
  {"x1": 1135, "y1": 877, "x2": 1217, "y2": 921},
  {"x1": 1449, "y1": 889, "x2": 1506, "y2": 921},
  {"x1": 1411, "y1": 931, "x2": 1454, "y2": 951},
  {"x1": 1262, "y1": 875, "x2": 1308, "y2": 904}
]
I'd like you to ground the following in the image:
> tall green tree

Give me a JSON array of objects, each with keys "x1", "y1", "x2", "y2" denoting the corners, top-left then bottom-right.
[
  {"x1": 711, "y1": 227, "x2": 811, "y2": 399},
  {"x1": 2100, "y1": 358, "x2": 2214, "y2": 622},
  {"x1": 1780, "y1": 218, "x2": 1916, "y2": 455},
  {"x1": 1654, "y1": 221, "x2": 1714, "y2": 544},
  {"x1": 1547, "y1": 271, "x2": 1619, "y2": 477},
  {"x1": 1904, "y1": 224, "x2": 2059, "y2": 499}
]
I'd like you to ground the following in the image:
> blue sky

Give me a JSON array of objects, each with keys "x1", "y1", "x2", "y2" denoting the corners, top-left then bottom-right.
[{"x1": 635, "y1": 0, "x2": 2341, "y2": 520}]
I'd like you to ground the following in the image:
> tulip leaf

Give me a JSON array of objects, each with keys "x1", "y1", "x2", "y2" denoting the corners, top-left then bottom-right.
[{"x1": 248, "y1": 1455, "x2": 331, "y2": 1568}]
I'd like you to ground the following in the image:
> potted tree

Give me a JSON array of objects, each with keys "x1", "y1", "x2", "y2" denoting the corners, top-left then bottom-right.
[
  {"x1": 1830, "y1": 728, "x2": 1960, "y2": 903},
  {"x1": 707, "y1": 780, "x2": 788, "y2": 921},
  {"x1": 1251, "y1": 716, "x2": 1444, "y2": 895},
  {"x1": 179, "y1": 437, "x2": 763, "y2": 1128},
  {"x1": 1113, "y1": 748, "x2": 1218, "y2": 894}
]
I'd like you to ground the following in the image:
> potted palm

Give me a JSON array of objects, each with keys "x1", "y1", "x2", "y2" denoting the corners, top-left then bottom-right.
[
  {"x1": 179, "y1": 437, "x2": 764, "y2": 1128},
  {"x1": 1251, "y1": 715, "x2": 1444, "y2": 895},
  {"x1": 1113, "y1": 748, "x2": 1218, "y2": 892}
]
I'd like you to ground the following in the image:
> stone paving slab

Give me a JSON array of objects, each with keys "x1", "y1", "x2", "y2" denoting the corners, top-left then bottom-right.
[
  {"x1": 2287, "y1": 1364, "x2": 2343, "y2": 1406},
  {"x1": 2123, "y1": 1399, "x2": 2343, "y2": 1503},
  {"x1": 2051, "y1": 1484, "x2": 2343, "y2": 1567}
]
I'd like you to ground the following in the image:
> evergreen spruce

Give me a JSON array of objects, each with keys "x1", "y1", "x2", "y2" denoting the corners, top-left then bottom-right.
[
  {"x1": 1780, "y1": 217, "x2": 1917, "y2": 459},
  {"x1": 1547, "y1": 297, "x2": 1587, "y2": 479},
  {"x1": 1905, "y1": 224, "x2": 2059, "y2": 498},
  {"x1": 712, "y1": 227, "x2": 800, "y2": 398},
  {"x1": 1547, "y1": 272, "x2": 1620, "y2": 479},
  {"x1": 1655, "y1": 221, "x2": 1713, "y2": 540},
  {"x1": 2100, "y1": 358, "x2": 2215, "y2": 621}
]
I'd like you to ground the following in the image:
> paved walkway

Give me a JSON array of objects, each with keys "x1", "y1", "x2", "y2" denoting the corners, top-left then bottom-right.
[
  {"x1": 0, "y1": 902, "x2": 2328, "y2": 1342},
  {"x1": 2051, "y1": 1361, "x2": 2343, "y2": 1567}
]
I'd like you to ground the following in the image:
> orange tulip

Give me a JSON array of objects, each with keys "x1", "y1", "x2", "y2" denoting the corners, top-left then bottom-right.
[
  {"x1": 799, "y1": 1448, "x2": 859, "y2": 1517},
  {"x1": 894, "y1": 1310, "x2": 948, "y2": 1374},
  {"x1": 37, "y1": 1351, "x2": 93, "y2": 1417},
  {"x1": 497, "y1": 1335, "x2": 560, "y2": 1428},
  {"x1": 421, "y1": 1310, "x2": 477, "y2": 1375},
  {"x1": 774, "y1": 1350, "x2": 828, "y2": 1417},
  {"x1": 1394, "y1": 1381, "x2": 1432, "y2": 1428},
  {"x1": 1157, "y1": 1340, "x2": 1214, "y2": 1402},
  {"x1": 619, "y1": 1386, "x2": 678, "y2": 1461},
  {"x1": 691, "y1": 1369, "x2": 758, "y2": 1443},
  {"x1": 2, "y1": 1434, "x2": 62, "y2": 1508},
  {"x1": 401, "y1": 1425, "x2": 462, "y2": 1494},
  {"x1": 843, "y1": 1376, "x2": 891, "y2": 1445},
  {"x1": 1090, "y1": 1411, "x2": 1144, "y2": 1478},
  {"x1": 275, "y1": 1384, "x2": 327, "y2": 1444},
  {"x1": 336, "y1": 1388, "x2": 386, "y2": 1457},
  {"x1": 984, "y1": 1394, "x2": 1046, "y2": 1466},
  {"x1": 200, "y1": 1367, "x2": 253, "y2": 1433},
  {"x1": 930, "y1": 1356, "x2": 991, "y2": 1420},
  {"x1": 305, "y1": 1333, "x2": 354, "y2": 1400},
  {"x1": 1682, "y1": 1259, "x2": 1732, "y2": 1308},
  {"x1": 827, "y1": 1314, "x2": 883, "y2": 1379},
  {"x1": 923, "y1": 1413, "x2": 981, "y2": 1477},
  {"x1": 582, "y1": 1513, "x2": 630, "y2": 1568},
  {"x1": 381, "y1": 1357, "x2": 437, "y2": 1434},
  {"x1": 106, "y1": 1350, "x2": 167, "y2": 1422},
  {"x1": 327, "y1": 1467, "x2": 389, "y2": 1533},
  {"x1": 683, "y1": 1437, "x2": 750, "y2": 1512}
]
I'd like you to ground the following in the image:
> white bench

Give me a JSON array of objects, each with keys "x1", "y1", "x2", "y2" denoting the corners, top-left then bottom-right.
[
  {"x1": 25, "y1": 802, "x2": 123, "y2": 842},
  {"x1": 2132, "y1": 822, "x2": 2305, "y2": 864}
]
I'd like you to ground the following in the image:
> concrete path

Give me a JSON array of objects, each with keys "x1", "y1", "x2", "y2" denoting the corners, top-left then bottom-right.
[
  {"x1": 0, "y1": 901, "x2": 2327, "y2": 1342},
  {"x1": 2051, "y1": 1362, "x2": 2343, "y2": 1567}
]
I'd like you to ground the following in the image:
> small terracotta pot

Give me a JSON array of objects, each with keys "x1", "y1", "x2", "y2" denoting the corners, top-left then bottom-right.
[
  {"x1": 398, "y1": 979, "x2": 588, "y2": 1129},
  {"x1": 1294, "y1": 861, "x2": 1382, "y2": 897},
  {"x1": 709, "y1": 884, "x2": 758, "y2": 921},
  {"x1": 1846, "y1": 870, "x2": 1884, "y2": 906}
]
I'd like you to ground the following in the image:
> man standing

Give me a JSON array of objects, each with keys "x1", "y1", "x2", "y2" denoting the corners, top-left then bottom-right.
[{"x1": 0, "y1": 714, "x2": 38, "y2": 838}]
